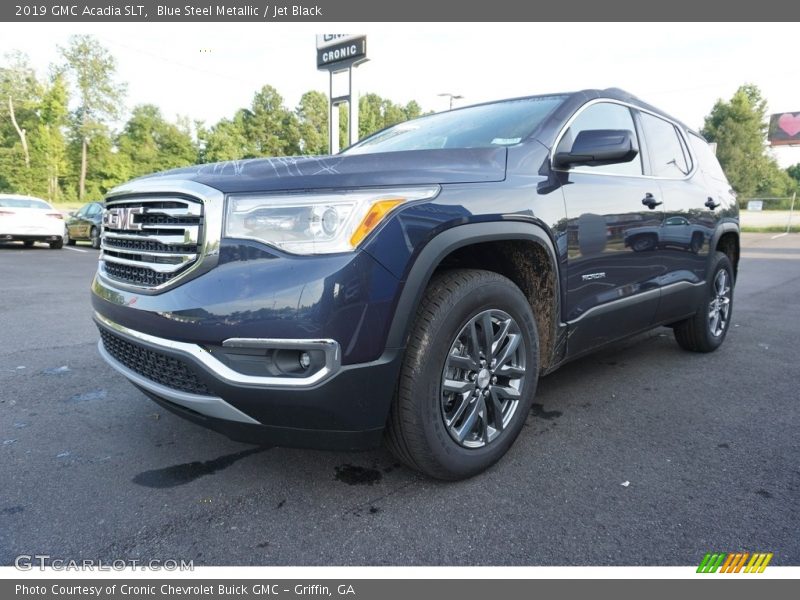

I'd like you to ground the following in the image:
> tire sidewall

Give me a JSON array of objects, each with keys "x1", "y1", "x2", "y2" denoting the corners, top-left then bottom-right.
[{"x1": 412, "y1": 276, "x2": 539, "y2": 478}]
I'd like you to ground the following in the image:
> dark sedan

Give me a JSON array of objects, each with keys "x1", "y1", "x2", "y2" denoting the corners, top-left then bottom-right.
[{"x1": 65, "y1": 202, "x2": 103, "y2": 248}]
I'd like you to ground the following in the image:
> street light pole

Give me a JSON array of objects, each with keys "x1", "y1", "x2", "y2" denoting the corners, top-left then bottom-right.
[{"x1": 437, "y1": 93, "x2": 464, "y2": 110}]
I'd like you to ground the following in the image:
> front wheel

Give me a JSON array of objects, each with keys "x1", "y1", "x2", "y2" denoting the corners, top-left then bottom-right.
[
  {"x1": 385, "y1": 269, "x2": 539, "y2": 480},
  {"x1": 673, "y1": 251, "x2": 734, "y2": 352}
]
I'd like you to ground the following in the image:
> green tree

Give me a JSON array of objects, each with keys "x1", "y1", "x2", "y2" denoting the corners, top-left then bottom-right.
[
  {"x1": 701, "y1": 84, "x2": 794, "y2": 198},
  {"x1": 116, "y1": 104, "x2": 197, "y2": 178},
  {"x1": 198, "y1": 113, "x2": 249, "y2": 162},
  {"x1": 787, "y1": 164, "x2": 800, "y2": 191},
  {"x1": 60, "y1": 35, "x2": 125, "y2": 200},
  {"x1": 296, "y1": 90, "x2": 328, "y2": 154},
  {"x1": 356, "y1": 93, "x2": 425, "y2": 140},
  {"x1": 29, "y1": 72, "x2": 70, "y2": 201},
  {"x1": 241, "y1": 85, "x2": 300, "y2": 157},
  {"x1": 66, "y1": 123, "x2": 127, "y2": 200},
  {"x1": 0, "y1": 52, "x2": 42, "y2": 194}
]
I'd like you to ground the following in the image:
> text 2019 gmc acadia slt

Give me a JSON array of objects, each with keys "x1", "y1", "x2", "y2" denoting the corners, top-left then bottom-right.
[{"x1": 92, "y1": 88, "x2": 739, "y2": 479}]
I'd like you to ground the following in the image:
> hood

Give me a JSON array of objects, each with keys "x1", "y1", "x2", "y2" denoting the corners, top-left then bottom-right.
[{"x1": 132, "y1": 147, "x2": 507, "y2": 194}]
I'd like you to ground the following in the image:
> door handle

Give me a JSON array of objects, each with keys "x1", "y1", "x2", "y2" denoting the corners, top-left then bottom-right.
[
  {"x1": 705, "y1": 197, "x2": 720, "y2": 210},
  {"x1": 641, "y1": 193, "x2": 662, "y2": 210}
]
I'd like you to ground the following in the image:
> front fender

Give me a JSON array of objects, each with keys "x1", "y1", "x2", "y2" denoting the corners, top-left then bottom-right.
[{"x1": 383, "y1": 221, "x2": 563, "y2": 353}]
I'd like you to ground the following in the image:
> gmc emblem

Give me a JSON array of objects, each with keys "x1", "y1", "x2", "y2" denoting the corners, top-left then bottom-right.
[{"x1": 104, "y1": 206, "x2": 144, "y2": 231}]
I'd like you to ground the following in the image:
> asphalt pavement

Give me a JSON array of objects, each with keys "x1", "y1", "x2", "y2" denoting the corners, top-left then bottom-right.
[{"x1": 1, "y1": 234, "x2": 798, "y2": 566}]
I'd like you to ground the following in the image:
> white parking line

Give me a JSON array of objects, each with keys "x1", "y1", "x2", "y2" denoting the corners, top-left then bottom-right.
[{"x1": 64, "y1": 246, "x2": 88, "y2": 253}]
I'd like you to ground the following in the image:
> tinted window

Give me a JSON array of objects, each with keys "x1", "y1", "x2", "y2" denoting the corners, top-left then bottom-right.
[
  {"x1": 87, "y1": 203, "x2": 102, "y2": 215},
  {"x1": 344, "y1": 96, "x2": 567, "y2": 155},
  {"x1": 688, "y1": 133, "x2": 729, "y2": 183},
  {"x1": 557, "y1": 102, "x2": 642, "y2": 176},
  {"x1": 640, "y1": 113, "x2": 689, "y2": 178},
  {"x1": 665, "y1": 217, "x2": 688, "y2": 226}
]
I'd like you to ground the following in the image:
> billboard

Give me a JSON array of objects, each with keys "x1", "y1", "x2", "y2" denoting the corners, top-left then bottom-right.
[{"x1": 768, "y1": 112, "x2": 800, "y2": 146}]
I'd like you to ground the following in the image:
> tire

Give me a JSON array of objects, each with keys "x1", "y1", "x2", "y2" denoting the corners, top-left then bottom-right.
[
  {"x1": 385, "y1": 269, "x2": 539, "y2": 480},
  {"x1": 673, "y1": 251, "x2": 734, "y2": 352},
  {"x1": 23, "y1": 240, "x2": 34, "y2": 248},
  {"x1": 631, "y1": 235, "x2": 656, "y2": 252},
  {"x1": 90, "y1": 226, "x2": 101, "y2": 249},
  {"x1": 65, "y1": 229, "x2": 76, "y2": 245},
  {"x1": 49, "y1": 238, "x2": 64, "y2": 249}
]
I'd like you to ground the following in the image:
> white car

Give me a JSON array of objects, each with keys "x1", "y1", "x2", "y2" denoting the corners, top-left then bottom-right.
[{"x1": 0, "y1": 194, "x2": 66, "y2": 249}]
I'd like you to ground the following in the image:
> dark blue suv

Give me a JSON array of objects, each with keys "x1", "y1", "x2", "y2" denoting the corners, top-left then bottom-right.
[{"x1": 92, "y1": 88, "x2": 739, "y2": 479}]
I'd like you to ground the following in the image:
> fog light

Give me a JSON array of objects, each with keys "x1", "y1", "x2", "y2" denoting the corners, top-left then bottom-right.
[{"x1": 299, "y1": 351, "x2": 312, "y2": 370}]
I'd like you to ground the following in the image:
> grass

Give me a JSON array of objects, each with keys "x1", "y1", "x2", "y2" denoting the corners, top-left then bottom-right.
[{"x1": 741, "y1": 226, "x2": 800, "y2": 233}]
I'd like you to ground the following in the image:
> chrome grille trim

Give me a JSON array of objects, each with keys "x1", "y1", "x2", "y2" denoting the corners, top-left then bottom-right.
[
  {"x1": 98, "y1": 180, "x2": 223, "y2": 294},
  {"x1": 99, "y1": 252, "x2": 198, "y2": 272}
]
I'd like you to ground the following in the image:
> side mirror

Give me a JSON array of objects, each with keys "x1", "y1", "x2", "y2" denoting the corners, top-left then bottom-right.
[{"x1": 554, "y1": 129, "x2": 638, "y2": 169}]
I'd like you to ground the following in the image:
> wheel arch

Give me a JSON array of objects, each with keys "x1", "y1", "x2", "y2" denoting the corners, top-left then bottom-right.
[
  {"x1": 710, "y1": 222, "x2": 740, "y2": 281},
  {"x1": 385, "y1": 221, "x2": 564, "y2": 373}
]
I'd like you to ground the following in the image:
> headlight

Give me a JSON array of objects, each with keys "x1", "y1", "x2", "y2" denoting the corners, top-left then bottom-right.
[{"x1": 224, "y1": 185, "x2": 440, "y2": 254}]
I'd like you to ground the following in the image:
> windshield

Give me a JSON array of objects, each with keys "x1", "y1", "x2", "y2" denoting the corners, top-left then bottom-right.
[
  {"x1": 344, "y1": 95, "x2": 567, "y2": 155},
  {"x1": 0, "y1": 197, "x2": 51, "y2": 209}
]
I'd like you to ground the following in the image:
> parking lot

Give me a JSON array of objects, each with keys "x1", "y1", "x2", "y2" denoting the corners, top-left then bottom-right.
[{"x1": 1, "y1": 234, "x2": 798, "y2": 566}]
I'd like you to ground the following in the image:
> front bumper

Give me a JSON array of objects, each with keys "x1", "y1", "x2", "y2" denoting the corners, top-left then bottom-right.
[{"x1": 95, "y1": 312, "x2": 402, "y2": 450}]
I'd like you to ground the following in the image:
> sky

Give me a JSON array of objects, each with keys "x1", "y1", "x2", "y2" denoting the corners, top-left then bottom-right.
[{"x1": 1, "y1": 22, "x2": 798, "y2": 167}]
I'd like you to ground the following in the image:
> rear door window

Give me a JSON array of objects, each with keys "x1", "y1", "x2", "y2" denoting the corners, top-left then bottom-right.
[
  {"x1": 688, "y1": 133, "x2": 729, "y2": 184},
  {"x1": 639, "y1": 112, "x2": 690, "y2": 178}
]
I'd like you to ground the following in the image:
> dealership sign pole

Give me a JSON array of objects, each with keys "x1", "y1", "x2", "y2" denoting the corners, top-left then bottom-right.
[{"x1": 316, "y1": 34, "x2": 368, "y2": 154}]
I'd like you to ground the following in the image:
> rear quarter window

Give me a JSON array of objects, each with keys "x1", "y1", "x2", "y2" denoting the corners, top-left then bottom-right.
[{"x1": 688, "y1": 133, "x2": 729, "y2": 184}]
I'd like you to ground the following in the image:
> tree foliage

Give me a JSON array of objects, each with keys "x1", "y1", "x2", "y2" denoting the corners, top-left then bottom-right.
[
  {"x1": 787, "y1": 164, "x2": 800, "y2": 191},
  {"x1": 116, "y1": 104, "x2": 196, "y2": 178},
  {"x1": 701, "y1": 84, "x2": 795, "y2": 198},
  {"x1": 60, "y1": 35, "x2": 126, "y2": 200}
]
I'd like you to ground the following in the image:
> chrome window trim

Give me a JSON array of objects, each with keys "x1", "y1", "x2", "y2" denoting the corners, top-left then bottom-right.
[
  {"x1": 95, "y1": 312, "x2": 342, "y2": 388},
  {"x1": 99, "y1": 179, "x2": 223, "y2": 294},
  {"x1": 550, "y1": 98, "x2": 698, "y2": 181}
]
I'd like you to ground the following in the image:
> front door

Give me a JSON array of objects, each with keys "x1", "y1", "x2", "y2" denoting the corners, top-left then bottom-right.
[{"x1": 556, "y1": 101, "x2": 667, "y2": 355}]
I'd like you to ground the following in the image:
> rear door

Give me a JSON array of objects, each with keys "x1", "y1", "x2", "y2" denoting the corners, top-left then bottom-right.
[
  {"x1": 637, "y1": 112, "x2": 718, "y2": 323},
  {"x1": 556, "y1": 101, "x2": 668, "y2": 355}
]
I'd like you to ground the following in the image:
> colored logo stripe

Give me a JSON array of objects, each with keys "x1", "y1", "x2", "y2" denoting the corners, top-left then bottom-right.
[
  {"x1": 697, "y1": 552, "x2": 773, "y2": 573},
  {"x1": 744, "y1": 553, "x2": 773, "y2": 573},
  {"x1": 697, "y1": 553, "x2": 726, "y2": 573}
]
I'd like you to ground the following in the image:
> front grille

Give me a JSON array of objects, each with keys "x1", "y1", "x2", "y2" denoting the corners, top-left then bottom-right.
[
  {"x1": 103, "y1": 261, "x2": 182, "y2": 287},
  {"x1": 100, "y1": 195, "x2": 203, "y2": 290},
  {"x1": 99, "y1": 327, "x2": 211, "y2": 395},
  {"x1": 103, "y1": 237, "x2": 199, "y2": 254}
]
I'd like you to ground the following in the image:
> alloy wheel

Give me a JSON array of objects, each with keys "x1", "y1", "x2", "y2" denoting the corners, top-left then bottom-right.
[
  {"x1": 440, "y1": 309, "x2": 527, "y2": 448},
  {"x1": 708, "y1": 269, "x2": 731, "y2": 337}
]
